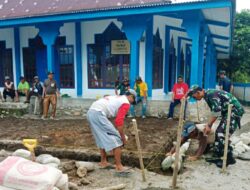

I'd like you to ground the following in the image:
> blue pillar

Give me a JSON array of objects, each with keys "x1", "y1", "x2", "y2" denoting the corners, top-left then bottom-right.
[
  {"x1": 182, "y1": 12, "x2": 205, "y2": 87},
  {"x1": 120, "y1": 16, "x2": 148, "y2": 88},
  {"x1": 75, "y1": 22, "x2": 82, "y2": 96},
  {"x1": 210, "y1": 47, "x2": 217, "y2": 88},
  {"x1": 145, "y1": 19, "x2": 153, "y2": 97},
  {"x1": 177, "y1": 36, "x2": 182, "y2": 76},
  {"x1": 164, "y1": 26, "x2": 170, "y2": 93},
  {"x1": 37, "y1": 23, "x2": 62, "y2": 81},
  {"x1": 204, "y1": 36, "x2": 212, "y2": 89},
  {"x1": 198, "y1": 31, "x2": 205, "y2": 87},
  {"x1": 14, "y1": 27, "x2": 21, "y2": 86}
]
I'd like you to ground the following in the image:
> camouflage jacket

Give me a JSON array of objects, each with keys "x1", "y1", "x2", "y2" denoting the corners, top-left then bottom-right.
[{"x1": 204, "y1": 89, "x2": 244, "y2": 118}]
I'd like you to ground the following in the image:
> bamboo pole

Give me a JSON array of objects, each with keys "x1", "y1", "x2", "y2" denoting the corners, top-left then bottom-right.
[
  {"x1": 222, "y1": 104, "x2": 233, "y2": 172},
  {"x1": 132, "y1": 119, "x2": 146, "y2": 182},
  {"x1": 196, "y1": 100, "x2": 200, "y2": 122},
  {"x1": 172, "y1": 98, "x2": 185, "y2": 189}
]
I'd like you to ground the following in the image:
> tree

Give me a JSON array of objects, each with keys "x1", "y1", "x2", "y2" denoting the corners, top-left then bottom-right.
[{"x1": 218, "y1": 9, "x2": 250, "y2": 82}]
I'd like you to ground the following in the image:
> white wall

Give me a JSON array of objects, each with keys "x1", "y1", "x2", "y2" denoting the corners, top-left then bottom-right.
[
  {"x1": 81, "y1": 19, "x2": 123, "y2": 98},
  {"x1": 0, "y1": 28, "x2": 16, "y2": 85}
]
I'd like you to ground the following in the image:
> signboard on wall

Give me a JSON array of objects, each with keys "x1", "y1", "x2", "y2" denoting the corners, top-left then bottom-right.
[{"x1": 111, "y1": 40, "x2": 130, "y2": 54}]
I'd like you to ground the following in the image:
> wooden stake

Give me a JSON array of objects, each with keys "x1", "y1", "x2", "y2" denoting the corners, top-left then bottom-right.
[
  {"x1": 222, "y1": 104, "x2": 233, "y2": 172},
  {"x1": 132, "y1": 119, "x2": 146, "y2": 182},
  {"x1": 172, "y1": 98, "x2": 185, "y2": 189},
  {"x1": 196, "y1": 100, "x2": 200, "y2": 122},
  {"x1": 172, "y1": 99, "x2": 186, "y2": 189}
]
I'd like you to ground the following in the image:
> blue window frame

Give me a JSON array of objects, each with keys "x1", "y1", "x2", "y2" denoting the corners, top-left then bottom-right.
[
  {"x1": 153, "y1": 29, "x2": 164, "y2": 89},
  {"x1": 87, "y1": 22, "x2": 129, "y2": 89},
  {"x1": 56, "y1": 45, "x2": 75, "y2": 88},
  {"x1": 0, "y1": 41, "x2": 13, "y2": 87}
]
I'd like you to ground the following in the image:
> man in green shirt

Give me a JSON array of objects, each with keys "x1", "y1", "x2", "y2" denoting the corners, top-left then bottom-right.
[
  {"x1": 187, "y1": 85, "x2": 244, "y2": 168},
  {"x1": 17, "y1": 76, "x2": 30, "y2": 102}
]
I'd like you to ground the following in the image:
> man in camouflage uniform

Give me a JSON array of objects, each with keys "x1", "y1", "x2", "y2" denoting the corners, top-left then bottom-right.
[{"x1": 188, "y1": 85, "x2": 244, "y2": 168}]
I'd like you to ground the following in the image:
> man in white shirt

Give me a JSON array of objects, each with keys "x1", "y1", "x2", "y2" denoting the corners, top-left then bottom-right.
[{"x1": 87, "y1": 89, "x2": 137, "y2": 173}]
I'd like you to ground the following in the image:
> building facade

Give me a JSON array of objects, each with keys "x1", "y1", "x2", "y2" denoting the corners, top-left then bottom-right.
[{"x1": 0, "y1": 0, "x2": 235, "y2": 99}]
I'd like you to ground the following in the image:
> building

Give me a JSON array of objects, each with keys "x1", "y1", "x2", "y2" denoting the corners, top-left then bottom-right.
[{"x1": 0, "y1": 0, "x2": 235, "y2": 99}]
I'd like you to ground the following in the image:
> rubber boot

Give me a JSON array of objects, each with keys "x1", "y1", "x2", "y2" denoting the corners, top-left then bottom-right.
[{"x1": 215, "y1": 152, "x2": 236, "y2": 168}]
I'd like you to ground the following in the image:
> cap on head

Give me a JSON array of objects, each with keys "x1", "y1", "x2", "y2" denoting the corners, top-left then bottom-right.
[
  {"x1": 20, "y1": 76, "x2": 24, "y2": 80},
  {"x1": 5, "y1": 76, "x2": 10, "y2": 80},
  {"x1": 219, "y1": 70, "x2": 226, "y2": 75},
  {"x1": 136, "y1": 76, "x2": 142, "y2": 82},
  {"x1": 34, "y1": 76, "x2": 39, "y2": 79},
  {"x1": 47, "y1": 71, "x2": 54, "y2": 75},
  {"x1": 177, "y1": 75, "x2": 183, "y2": 79},
  {"x1": 187, "y1": 85, "x2": 202, "y2": 97},
  {"x1": 123, "y1": 78, "x2": 129, "y2": 82},
  {"x1": 125, "y1": 89, "x2": 137, "y2": 105},
  {"x1": 182, "y1": 121, "x2": 196, "y2": 137}
]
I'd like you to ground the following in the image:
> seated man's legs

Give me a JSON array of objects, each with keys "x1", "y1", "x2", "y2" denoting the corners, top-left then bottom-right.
[
  {"x1": 3, "y1": 89, "x2": 16, "y2": 101},
  {"x1": 25, "y1": 91, "x2": 38, "y2": 103},
  {"x1": 168, "y1": 99, "x2": 181, "y2": 118}
]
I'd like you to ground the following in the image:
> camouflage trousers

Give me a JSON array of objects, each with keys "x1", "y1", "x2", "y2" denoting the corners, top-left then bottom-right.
[{"x1": 214, "y1": 112, "x2": 242, "y2": 157}]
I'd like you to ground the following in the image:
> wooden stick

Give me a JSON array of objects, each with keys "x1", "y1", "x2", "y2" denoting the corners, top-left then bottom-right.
[
  {"x1": 196, "y1": 100, "x2": 200, "y2": 122},
  {"x1": 95, "y1": 183, "x2": 126, "y2": 190},
  {"x1": 222, "y1": 104, "x2": 233, "y2": 172},
  {"x1": 132, "y1": 119, "x2": 146, "y2": 182},
  {"x1": 172, "y1": 98, "x2": 185, "y2": 189}
]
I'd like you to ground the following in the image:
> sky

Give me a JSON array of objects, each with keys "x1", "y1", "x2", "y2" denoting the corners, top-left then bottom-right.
[{"x1": 236, "y1": 0, "x2": 250, "y2": 12}]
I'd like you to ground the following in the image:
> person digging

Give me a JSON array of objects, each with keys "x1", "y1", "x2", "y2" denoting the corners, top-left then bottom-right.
[
  {"x1": 87, "y1": 89, "x2": 137, "y2": 174},
  {"x1": 187, "y1": 85, "x2": 244, "y2": 168},
  {"x1": 166, "y1": 121, "x2": 215, "y2": 161}
]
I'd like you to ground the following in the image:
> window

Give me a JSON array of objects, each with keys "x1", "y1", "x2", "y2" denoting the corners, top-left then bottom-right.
[
  {"x1": 0, "y1": 41, "x2": 13, "y2": 87},
  {"x1": 153, "y1": 29, "x2": 164, "y2": 89},
  {"x1": 57, "y1": 46, "x2": 75, "y2": 88},
  {"x1": 87, "y1": 22, "x2": 129, "y2": 89},
  {"x1": 23, "y1": 48, "x2": 36, "y2": 83}
]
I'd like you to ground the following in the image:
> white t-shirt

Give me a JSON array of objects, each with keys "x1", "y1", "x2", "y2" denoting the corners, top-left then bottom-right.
[
  {"x1": 90, "y1": 95, "x2": 130, "y2": 118},
  {"x1": 196, "y1": 124, "x2": 215, "y2": 144}
]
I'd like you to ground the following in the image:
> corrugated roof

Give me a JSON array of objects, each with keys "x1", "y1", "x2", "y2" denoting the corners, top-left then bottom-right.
[{"x1": 0, "y1": 0, "x2": 213, "y2": 20}]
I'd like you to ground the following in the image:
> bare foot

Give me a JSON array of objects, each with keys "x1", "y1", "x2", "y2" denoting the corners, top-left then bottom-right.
[{"x1": 98, "y1": 162, "x2": 114, "y2": 168}]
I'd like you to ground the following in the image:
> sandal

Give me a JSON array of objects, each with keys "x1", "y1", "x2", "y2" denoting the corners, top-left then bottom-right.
[
  {"x1": 99, "y1": 163, "x2": 115, "y2": 169},
  {"x1": 114, "y1": 167, "x2": 132, "y2": 177}
]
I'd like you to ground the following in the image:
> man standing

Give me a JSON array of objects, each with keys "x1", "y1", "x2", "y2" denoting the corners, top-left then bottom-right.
[
  {"x1": 130, "y1": 76, "x2": 148, "y2": 118},
  {"x1": 188, "y1": 85, "x2": 244, "y2": 168},
  {"x1": 219, "y1": 70, "x2": 233, "y2": 93},
  {"x1": 2, "y1": 76, "x2": 17, "y2": 102},
  {"x1": 17, "y1": 76, "x2": 30, "y2": 102},
  {"x1": 42, "y1": 72, "x2": 59, "y2": 119},
  {"x1": 167, "y1": 76, "x2": 189, "y2": 119},
  {"x1": 25, "y1": 76, "x2": 44, "y2": 114},
  {"x1": 115, "y1": 78, "x2": 130, "y2": 95},
  {"x1": 87, "y1": 89, "x2": 137, "y2": 173}
]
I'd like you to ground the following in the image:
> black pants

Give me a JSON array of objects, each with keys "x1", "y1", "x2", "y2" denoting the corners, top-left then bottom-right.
[
  {"x1": 3, "y1": 89, "x2": 15, "y2": 100},
  {"x1": 168, "y1": 99, "x2": 187, "y2": 119}
]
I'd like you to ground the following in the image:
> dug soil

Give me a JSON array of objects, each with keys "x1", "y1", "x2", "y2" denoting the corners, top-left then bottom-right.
[{"x1": 0, "y1": 117, "x2": 178, "y2": 173}]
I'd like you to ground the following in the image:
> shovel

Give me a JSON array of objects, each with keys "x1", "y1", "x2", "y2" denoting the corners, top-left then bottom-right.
[{"x1": 22, "y1": 139, "x2": 38, "y2": 161}]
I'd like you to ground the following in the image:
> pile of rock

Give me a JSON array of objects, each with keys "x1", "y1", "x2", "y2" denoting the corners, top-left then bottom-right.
[{"x1": 231, "y1": 132, "x2": 250, "y2": 158}]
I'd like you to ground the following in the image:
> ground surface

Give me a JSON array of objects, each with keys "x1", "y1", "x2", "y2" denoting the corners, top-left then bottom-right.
[{"x1": 0, "y1": 107, "x2": 250, "y2": 190}]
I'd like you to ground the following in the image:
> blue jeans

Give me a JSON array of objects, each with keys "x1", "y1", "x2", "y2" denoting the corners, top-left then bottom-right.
[
  {"x1": 168, "y1": 99, "x2": 187, "y2": 119},
  {"x1": 130, "y1": 96, "x2": 147, "y2": 117}
]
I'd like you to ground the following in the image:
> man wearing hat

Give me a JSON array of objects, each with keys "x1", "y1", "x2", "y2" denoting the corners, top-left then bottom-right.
[
  {"x1": 42, "y1": 71, "x2": 59, "y2": 119},
  {"x1": 87, "y1": 89, "x2": 136, "y2": 173},
  {"x1": 166, "y1": 121, "x2": 215, "y2": 161},
  {"x1": 115, "y1": 77, "x2": 130, "y2": 95},
  {"x1": 2, "y1": 76, "x2": 17, "y2": 102},
  {"x1": 218, "y1": 70, "x2": 233, "y2": 93},
  {"x1": 25, "y1": 76, "x2": 44, "y2": 114},
  {"x1": 17, "y1": 76, "x2": 30, "y2": 102},
  {"x1": 130, "y1": 76, "x2": 148, "y2": 118},
  {"x1": 187, "y1": 85, "x2": 244, "y2": 167}
]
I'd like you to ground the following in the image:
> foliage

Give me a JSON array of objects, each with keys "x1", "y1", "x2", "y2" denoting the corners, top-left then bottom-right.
[{"x1": 218, "y1": 9, "x2": 250, "y2": 83}]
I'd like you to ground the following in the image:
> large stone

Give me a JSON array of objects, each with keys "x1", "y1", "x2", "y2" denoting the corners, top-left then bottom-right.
[
  {"x1": 76, "y1": 166, "x2": 88, "y2": 178},
  {"x1": 62, "y1": 161, "x2": 76, "y2": 172}
]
